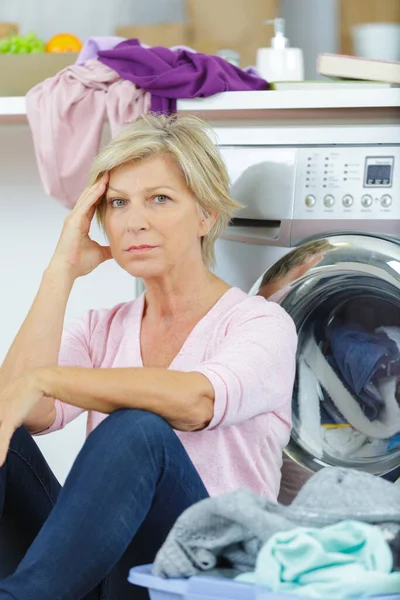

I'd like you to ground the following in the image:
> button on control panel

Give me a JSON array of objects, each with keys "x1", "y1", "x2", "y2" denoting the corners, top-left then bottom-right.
[
  {"x1": 305, "y1": 194, "x2": 316, "y2": 207},
  {"x1": 361, "y1": 194, "x2": 373, "y2": 208},
  {"x1": 323, "y1": 194, "x2": 334, "y2": 208},
  {"x1": 342, "y1": 194, "x2": 353, "y2": 208},
  {"x1": 381, "y1": 194, "x2": 392, "y2": 208}
]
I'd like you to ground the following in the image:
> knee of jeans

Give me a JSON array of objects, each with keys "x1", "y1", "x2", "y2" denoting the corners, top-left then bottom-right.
[
  {"x1": 88, "y1": 409, "x2": 176, "y2": 458},
  {"x1": 9, "y1": 425, "x2": 31, "y2": 450},
  {"x1": 109, "y1": 408, "x2": 172, "y2": 434}
]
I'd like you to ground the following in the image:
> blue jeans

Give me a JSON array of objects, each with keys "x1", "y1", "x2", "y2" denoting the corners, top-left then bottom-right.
[{"x1": 0, "y1": 409, "x2": 209, "y2": 600}]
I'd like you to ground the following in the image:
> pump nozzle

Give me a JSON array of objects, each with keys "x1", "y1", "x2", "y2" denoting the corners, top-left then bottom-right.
[{"x1": 264, "y1": 18, "x2": 289, "y2": 49}]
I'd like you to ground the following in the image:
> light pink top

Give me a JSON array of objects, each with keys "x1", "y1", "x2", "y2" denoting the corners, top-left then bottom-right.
[{"x1": 48, "y1": 288, "x2": 297, "y2": 501}]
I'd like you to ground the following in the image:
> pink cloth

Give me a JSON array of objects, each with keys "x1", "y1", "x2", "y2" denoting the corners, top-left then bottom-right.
[
  {"x1": 26, "y1": 59, "x2": 151, "y2": 209},
  {"x1": 47, "y1": 288, "x2": 297, "y2": 500}
]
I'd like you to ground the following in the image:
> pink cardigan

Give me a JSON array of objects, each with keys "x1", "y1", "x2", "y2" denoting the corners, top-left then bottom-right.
[
  {"x1": 47, "y1": 288, "x2": 297, "y2": 501},
  {"x1": 26, "y1": 59, "x2": 150, "y2": 209}
]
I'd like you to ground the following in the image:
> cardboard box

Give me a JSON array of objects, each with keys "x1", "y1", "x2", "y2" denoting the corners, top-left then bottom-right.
[
  {"x1": 115, "y1": 22, "x2": 190, "y2": 48},
  {"x1": 0, "y1": 22, "x2": 19, "y2": 39},
  {"x1": 187, "y1": 0, "x2": 278, "y2": 67},
  {"x1": 0, "y1": 52, "x2": 79, "y2": 96}
]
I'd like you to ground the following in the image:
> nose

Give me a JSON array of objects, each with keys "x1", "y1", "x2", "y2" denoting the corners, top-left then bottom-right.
[{"x1": 125, "y1": 201, "x2": 149, "y2": 233}]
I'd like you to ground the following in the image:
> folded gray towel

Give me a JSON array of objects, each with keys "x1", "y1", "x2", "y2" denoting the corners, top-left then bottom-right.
[{"x1": 153, "y1": 467, "x2": 400, "y2": 578}]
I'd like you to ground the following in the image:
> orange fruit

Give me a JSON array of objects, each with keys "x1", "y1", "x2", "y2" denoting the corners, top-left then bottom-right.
[{"x1": 46, "y1": 33, "x2": 83, "y2": 53}]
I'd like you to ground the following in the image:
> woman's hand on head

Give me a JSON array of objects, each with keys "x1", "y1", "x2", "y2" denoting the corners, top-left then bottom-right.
[{"x1": 49, "y1": 174, "x2": 112, "y2": 279}]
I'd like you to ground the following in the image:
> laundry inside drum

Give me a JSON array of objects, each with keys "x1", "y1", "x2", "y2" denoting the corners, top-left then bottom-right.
[{"x1": 292, "y1": 285, "x2": 400, "y2": 475}]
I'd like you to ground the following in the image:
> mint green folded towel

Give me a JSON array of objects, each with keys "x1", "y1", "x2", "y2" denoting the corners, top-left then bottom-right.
[{"x1": 237, "y1": 520, "x2": 400, "y2": 598}]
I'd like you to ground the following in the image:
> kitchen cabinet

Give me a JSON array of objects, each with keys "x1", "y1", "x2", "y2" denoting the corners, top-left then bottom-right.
[{"x1": 340, "y1": 0, "x2": 400, "y2": 55}]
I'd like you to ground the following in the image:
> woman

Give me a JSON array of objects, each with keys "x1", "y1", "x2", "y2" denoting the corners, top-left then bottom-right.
[{"x1": 0, "y1": 114, "x2": 297, "y2": 599}]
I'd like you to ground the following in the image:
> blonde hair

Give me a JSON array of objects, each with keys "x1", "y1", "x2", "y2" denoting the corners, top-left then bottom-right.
[{"x1": 89, "y1": 113, "x2": 242, "y2": 268}]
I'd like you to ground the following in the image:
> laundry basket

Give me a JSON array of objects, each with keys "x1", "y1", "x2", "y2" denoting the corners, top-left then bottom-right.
[{"x1": 128, "y1": 565, "x2": 400, "y2": 600}]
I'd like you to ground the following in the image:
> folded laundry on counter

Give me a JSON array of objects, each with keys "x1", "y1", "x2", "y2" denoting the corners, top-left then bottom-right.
[
  {"x1": 97, "y1": 38, "x2": 268, "y2": 114},
  {"x1": 75, "y1": 36, "x2": 125, "y2": 65},
  {"x1": 237, "y1": 520, "x2": 400, "y2": 599},
  {"x1": 153, "y1": 467, "x2": 400, "y2": 579},
  {"x1": 328, "y1": 322, "x2": 400, "y2": 420},
  {"x1": 76, "y1": 36, "x2": 199, "y2": 66}
]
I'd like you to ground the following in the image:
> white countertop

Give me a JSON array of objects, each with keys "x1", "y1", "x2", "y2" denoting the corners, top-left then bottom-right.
[
  {"x1": 1, "y1": 88, "x2": 399, "y2": 121},
  {"x1": 0, "y1": 96, "x2": 26, "y2": 116},
  {"x1": 178, "y1": 88, "x2": 400, "y2": 112}
]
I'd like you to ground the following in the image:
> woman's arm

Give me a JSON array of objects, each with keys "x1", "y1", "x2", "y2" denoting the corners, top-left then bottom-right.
[
  {"x1": 0, "y1": 176, "x2": 111, "y2": 434},
  {"x1": 0, "y1": 366, "x2": 214, "y2": 461},
  {"x1": 0, "y1": 269, "x2": 75, "y2": 433},
  {"x1": 34, "y1": 366, "x2": 215, "y2": 432}
]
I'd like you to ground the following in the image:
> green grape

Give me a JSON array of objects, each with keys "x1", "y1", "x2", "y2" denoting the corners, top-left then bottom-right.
[
  {"x1": 0, "y1": 40, "x2": 11, "y2": 53},
  {"x1": 0, "y1": 31, "x2": 46, "y2": 54},
  {"x1": 9, "y1": 43, "x2": 20, "y2": 54},
  {"x1": 30, "y1": 41, "x2": 45, "y2": 53}
]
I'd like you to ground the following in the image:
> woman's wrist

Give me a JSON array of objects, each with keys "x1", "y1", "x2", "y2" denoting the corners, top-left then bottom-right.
[
  {"x1": 44, "y1": 261, "x2": 77, "y2": 288},
  {"x1": 27, "y1": 366, "x2": 55, "y2": 398}
]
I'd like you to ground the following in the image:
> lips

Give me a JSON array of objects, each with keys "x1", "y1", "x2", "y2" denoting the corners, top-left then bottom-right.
[
  {"x1": 126, "y1": 245, "x2": 156, "y2": 251},
  {"x1": 125, "y1": 245, "x2": 157, "y2": 255}
]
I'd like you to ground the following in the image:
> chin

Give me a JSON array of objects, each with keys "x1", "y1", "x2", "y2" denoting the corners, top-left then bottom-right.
[{"x1": 118, "y1": 259, "x2": 167, "y2": 280}]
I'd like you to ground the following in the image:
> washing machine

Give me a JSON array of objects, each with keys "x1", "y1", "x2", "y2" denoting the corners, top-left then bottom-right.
[{"x1": 214, "y1": 141, "x2": 400, "y2": 483}]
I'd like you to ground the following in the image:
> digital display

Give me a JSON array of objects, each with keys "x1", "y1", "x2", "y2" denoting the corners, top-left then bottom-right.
[{"x1": 365, "y1": 163, "x2": 392, "y2": 186}]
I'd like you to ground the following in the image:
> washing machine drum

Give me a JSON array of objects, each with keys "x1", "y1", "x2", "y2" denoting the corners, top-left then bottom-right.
[{"x1": 250, "y1": 233, "x2": 400, "y2": 479}]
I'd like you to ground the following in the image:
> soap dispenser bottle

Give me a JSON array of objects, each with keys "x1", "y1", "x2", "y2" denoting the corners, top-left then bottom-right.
[{"x1": 256, "y1": 18, "x2": 304, "y2": 82}]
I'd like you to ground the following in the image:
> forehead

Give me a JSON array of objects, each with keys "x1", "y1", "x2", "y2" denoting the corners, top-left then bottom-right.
[{"x1": 108, "y1": 154, "x2": 188, "y2": 191}]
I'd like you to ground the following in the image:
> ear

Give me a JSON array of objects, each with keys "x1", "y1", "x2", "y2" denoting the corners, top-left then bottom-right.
[{"x1": 199, "y1": 211, "x2": 218, "y2": 237}]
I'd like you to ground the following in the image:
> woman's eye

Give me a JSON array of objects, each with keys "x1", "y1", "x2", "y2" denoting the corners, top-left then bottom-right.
[
  {"x1": 109, "y1": 199, "x2": 126, "y2": 208},
  {"x1": 152, "y1": 195, "x2": 170, "y2": 204}
]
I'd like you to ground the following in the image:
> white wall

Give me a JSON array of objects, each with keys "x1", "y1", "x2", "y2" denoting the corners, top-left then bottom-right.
[
  {"x1": 281, "y1": 0, "x2": 339, "y2": 79},
  {"x1": 0, "y1": 124, "x2": 139, "y2": 483},
  {"x1": 0, "y1": 0, "x2": 185, "y2": 41}
]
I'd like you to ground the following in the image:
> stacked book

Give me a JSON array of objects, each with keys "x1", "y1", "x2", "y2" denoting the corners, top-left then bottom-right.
[{"x1": 269, "y1": 53, "x2": 400, "y2": 91}]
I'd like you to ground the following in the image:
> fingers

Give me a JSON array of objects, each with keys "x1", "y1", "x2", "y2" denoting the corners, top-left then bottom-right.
[
  {"x1": 73, "y1": 173, "x2": 109, "y2": 216},
  {"x1": 0, "y1": 419, "x2": 14, "y2": 467}
]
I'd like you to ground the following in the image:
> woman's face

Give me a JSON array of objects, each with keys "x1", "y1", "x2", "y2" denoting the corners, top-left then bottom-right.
[{"x1": 104, "y1": 154, "x2": 210, "y2": 279}]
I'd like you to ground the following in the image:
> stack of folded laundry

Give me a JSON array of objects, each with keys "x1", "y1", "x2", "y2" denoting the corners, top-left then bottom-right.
[{"x1": 153, "y1": 467, "x2": 400, "y2": 599}]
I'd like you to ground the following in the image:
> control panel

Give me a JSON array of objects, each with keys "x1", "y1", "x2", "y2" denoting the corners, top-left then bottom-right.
[{"x1": 294, "y1": 146, "x2": 399, "y2": 220}]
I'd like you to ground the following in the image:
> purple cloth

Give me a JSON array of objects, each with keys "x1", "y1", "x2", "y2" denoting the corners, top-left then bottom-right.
[
  {"x1": 76, "y1": 36, "x2": 126, "y2": 66},
  {"x1": 97, "y1": 38, "x2": 268, "y2": 114}
]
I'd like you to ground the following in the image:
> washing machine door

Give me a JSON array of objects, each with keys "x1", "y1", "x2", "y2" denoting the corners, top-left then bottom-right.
[{"x1": 249, "y1": 233, "x2": 400, "y2": 479}]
